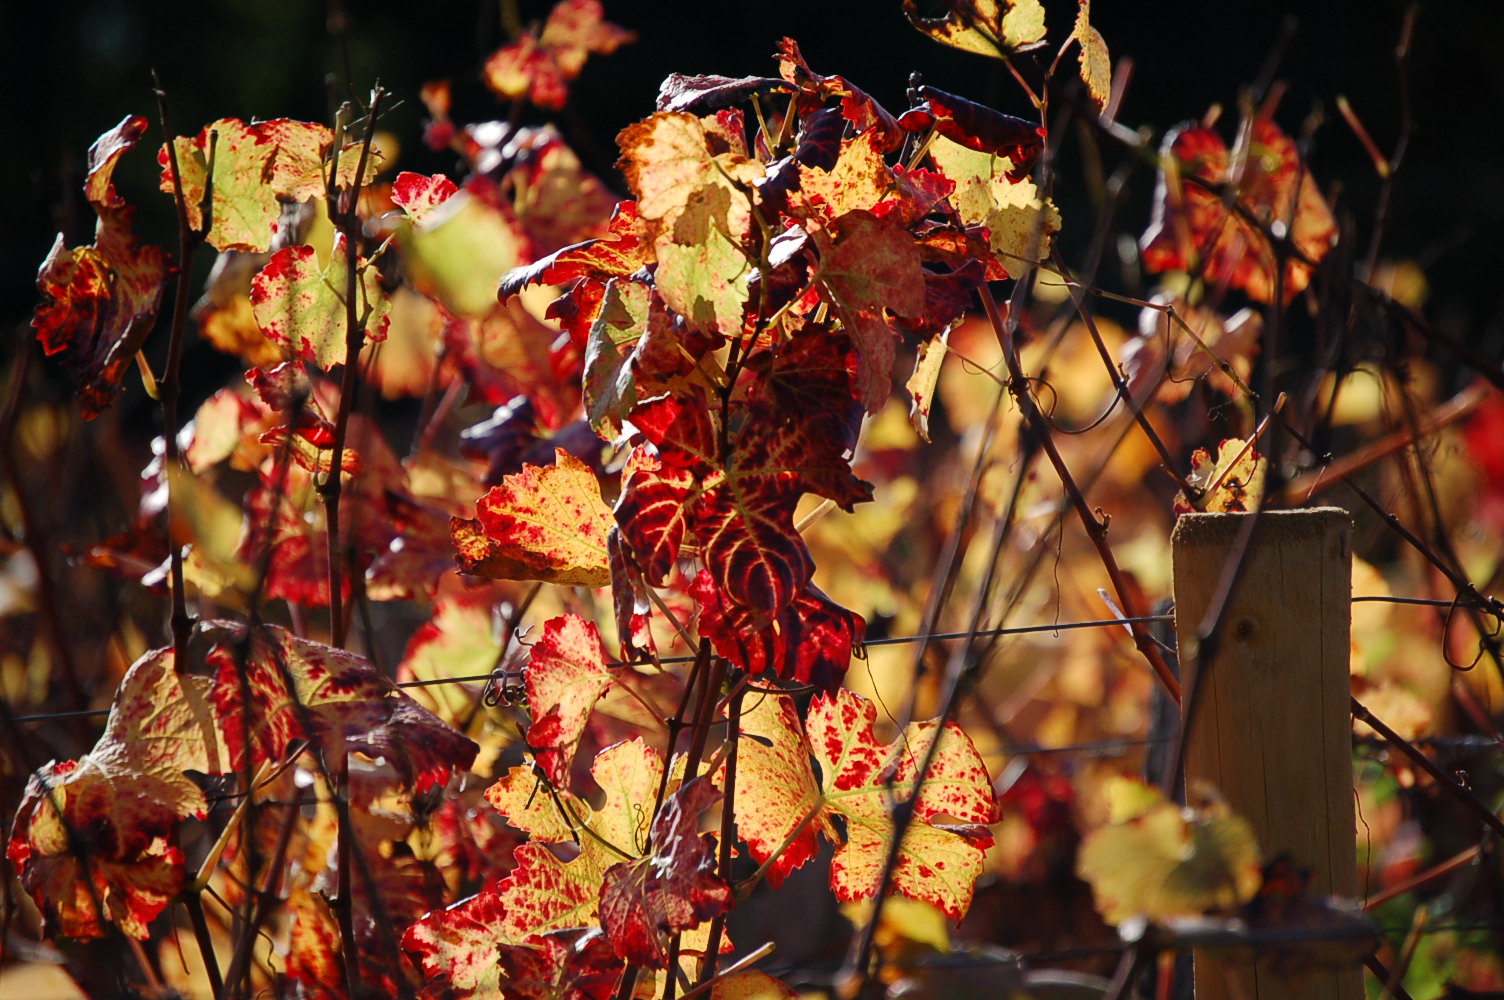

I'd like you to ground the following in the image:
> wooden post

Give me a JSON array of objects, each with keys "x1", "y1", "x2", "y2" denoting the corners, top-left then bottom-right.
[{"x1": 1171, "y1": 508, "x2": 1359, "y2": 1000}]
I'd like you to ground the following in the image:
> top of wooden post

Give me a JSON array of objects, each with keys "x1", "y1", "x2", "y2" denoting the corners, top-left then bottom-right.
[{"x1": 1171, "y1": 506, "x2": 1352, "y2": 548}]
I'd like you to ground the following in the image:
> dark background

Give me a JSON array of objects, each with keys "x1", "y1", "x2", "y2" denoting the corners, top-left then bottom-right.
[{"x1": 6, "y1": 0, "x2": 1504, "y2": 388}]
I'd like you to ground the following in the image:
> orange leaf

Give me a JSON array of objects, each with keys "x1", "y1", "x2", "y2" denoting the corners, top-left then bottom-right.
[{"x1": 460, "y1": 449, "x2": 615, "y2": 586}]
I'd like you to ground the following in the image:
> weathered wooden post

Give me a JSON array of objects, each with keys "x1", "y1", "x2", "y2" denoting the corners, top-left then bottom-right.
[{"x1": 1171, "y1": 507, "x2": 1360, "y2": 1000}]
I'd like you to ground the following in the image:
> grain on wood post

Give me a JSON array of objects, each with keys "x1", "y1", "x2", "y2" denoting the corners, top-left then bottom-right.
[{"x1": 1171, "y1": 507, "x2": 1359, "y2": 1000}]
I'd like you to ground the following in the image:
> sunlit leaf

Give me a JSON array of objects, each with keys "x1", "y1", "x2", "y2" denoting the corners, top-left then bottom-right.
[
  {"x1": 160, "y1": 117, "x2": 383, "y2": 252},
  {"x1": 597, "y1": 777, "x2": 731, "y2": 966},
  {"x1": 1072, "y1": 1, "x2": 1112, "y2": 111},
  {"x1": 456, "y1": 449, "x2": 614, "y2": 586},
  {"x1": 524, "y1": 613, "x2": 615, "y2": 784},
  {"x1": 731, "y1": 690, "x2": 995, "y2": 919},
  {"x1": 34, "y1": 116, "x2": 168, "y2": 418},
  {"x1": 1174, "y1": 437, "x2": 1265, "y2": 514},
  {"x1": 1141, "y1": 117, "x2": 1337, "y2": 303},
  {"x1": 249, "y1": 237, "x2": 392, "y2": 371},
  {"x1": 6, "y1": 648, "x2": 219, "y2": 938},
  {"x1": 483, "y1": 0, "x2": 635, "y2": 110},
  {"x1": 903, "y1": 0, "x2": 1047, "y2": 56}
]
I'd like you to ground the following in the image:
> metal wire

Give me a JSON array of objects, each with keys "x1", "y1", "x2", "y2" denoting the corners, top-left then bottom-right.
[{"x1": 6, "y1": 593, "x2": 1496, "y2": 727}]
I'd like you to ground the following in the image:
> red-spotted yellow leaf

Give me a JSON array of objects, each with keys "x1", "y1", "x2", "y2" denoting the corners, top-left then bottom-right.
[
  {"x1": 159, "y1": 117, "x2": 383, "y2": 252},
  {"x1": 721, "y1": 692, "x2": 832, "y2": 888},
  {"x1": 1072, "y1": 1, "x2": 1112, "y2": 111},
  {"x1": 483, "y1": 0, "x2": 634, "y2": 110},
  {"x1": 455, "y1": 449, "x2": 614, "y2": 586},
  {"x1": 249, "y1": 237, "x2": 392, "y2": 371},
  {"x1": 731, "y1": 689, "x2": 995, "y2": 919},
  {"x1": 1076, "y1": 777, "x2": 1263, "y2": 924},
  {"x1": 391, "y1": 170, "x2": 458, "y2": 224},
  {"x1": 1174, "y1": 437, "x2": 1265, "y2": 514}
]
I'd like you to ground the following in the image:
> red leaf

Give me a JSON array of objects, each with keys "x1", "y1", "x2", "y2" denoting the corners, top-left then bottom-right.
[
  {"x1": 897, "y1": 87, "x2": 1045, "y2": 175},
  {"x1": 498, "y1": 201, "x2": 647, "y2": 302},
  {"x1": 525, "y1": 614, "x2": 616, "y2": 784},
  {"x1": 392, "y1": 171, "x2": 459, "y2": 223},
  {"x1": 1140, "y1": 117, "x2": 1337, "y2": 303},
  {"x1": 613, "y1": 446, "x2": 696, "y2": 586},
  {"x1": 775, "y1": 38, "x2": 905, "y2": 152},
  {"x1": 695, "y1": 575, "x2": 865, "y2": 693},
  {"x1": 483, "y1": 0, "x2": 634, "y2": 110},
  {"x1": 206, "y1": 623, "x2": 477, "y2": 792},
  {"x1": 598, "y1": 778, "x2": 732, "y2": 967}
]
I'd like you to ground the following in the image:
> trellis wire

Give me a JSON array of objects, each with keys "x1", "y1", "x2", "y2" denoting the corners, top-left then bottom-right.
[{"x1": 6, "y1": 593, "x2": 1495, "y2": 727}]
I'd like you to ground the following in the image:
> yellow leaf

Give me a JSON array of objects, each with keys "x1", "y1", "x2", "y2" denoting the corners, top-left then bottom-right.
[
  {"x1": 1072, "y1": 1, "x2": 1112, "y2": 110},
  {"x1": 903, "y1": 0, "x2": 1047, "y2": 58},
  {"x1": 1077, "y1": 777, "x2": 1263, "y2": 925}
]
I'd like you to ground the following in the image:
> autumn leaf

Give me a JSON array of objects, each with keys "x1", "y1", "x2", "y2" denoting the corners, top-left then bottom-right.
[
  {"x1": 1076, "y1": 777, "x2": 1263, "y2": 924},
  {"x1": 483, "y1": 0, "x2": 635, "y2": 110},
  {"x1": 6, "y1": 648, "x2": 219, "y2": 939},
  {"x1": 1174, "y1": 437, "x2": 1265, "y2": 514},
  {"x1": 710, "y1": 971, "x2": 801, "y2": 1000},
  {"x1": 206, "y1": 623, "x2": 478, "y2": 792},
  {"x1": 899, "y1": 87, "x2": 1046, "y2": 172},
  {"x1": 617, "y1": 112, "x2": 761, "y2": 229},
  {"x1": 1140, "y1": 117, "x2": 1337, "y2": 303},
  {"x1": 613, "y1": 446, "x2": 696, "y2": 585},
  {"x1": 34, "y1": 115, "x2": 168, "y2": 419},
  {"x1": 1072, "y1": 1, "x2": 1112, "y2": 111},
  {"x1": 411, "y1": 740, "x2": 664, "y2": 994},
  {"x1": 719, "y1": 693, "x2": 832, "y2": 888},
  {"x1": 249, "y1": 237, "x2": 392, "y2": 371},
  {"x1": 390, "y1": 170, "x2": 459, "y2": 224},
  {"x1": 597, "y1": 777, "x2": 732, "y2": 966},
  {"x1": 813, "y1": 209, "x2": 926, "y2": 413},
  {"x1": 929, "y1": 135, "x2": 1060, "y2": 267},
  {"x1": 903, "y1": 0, "x2": 1047, "y2": 56},
  {"x1": 454, "y1": 449, "x2": 614, "y2": 586},
  {"x1": 524, "y1": 613, "x2": 616, "y2": 784},
  {"x1": 812, "y1": 692, "x2": 997, "y2": 919},
  {"x1": 695, "y1": 574, "x2": 865, "y2": 693},
  {"x1": 731, "y1": 690, "x2": 995, "y2": 919},
  {"x1": 159, "y1": 117, "x2": 383, "y2": 252}
]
